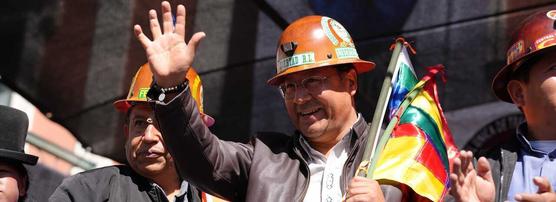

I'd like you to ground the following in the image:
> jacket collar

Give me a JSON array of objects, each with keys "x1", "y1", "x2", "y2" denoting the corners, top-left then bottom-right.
[
  {"x1": 352, "y1": 113, "x2": 368, "y2": 139},
  {"x1": 515, "y1": 122, "x2": 556, "y2": 158},
  {"x1": 515, "y1": 122, "x2": 540, "y2": 155}
]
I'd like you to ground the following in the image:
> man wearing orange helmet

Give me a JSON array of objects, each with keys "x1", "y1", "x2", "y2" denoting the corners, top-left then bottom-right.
[
  {"x1": 450, "y1": 10, "x2": 556, "y2": 202},
  {"x1": 49, "y1": 64, "x2": 214, "y2": 202},
  {"x1": 133, "y1": 1, "x2": 401, "y2": 202}
]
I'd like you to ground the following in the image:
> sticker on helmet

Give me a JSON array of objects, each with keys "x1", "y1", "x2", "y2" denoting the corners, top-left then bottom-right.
[
  {"x1": 321, "y1": 17, "x2": 339, "y2": 46},
  {"x1": 547, "y1": 10, "x2": 556, "y2": 20},
  {"x1": 335, "y1": 48, "x2": 359, "y2": 59},
  {"x1": 330, "y1": 20, "x2": 353, "y2": 46},
  {"x1": 321, "y1": 17, "x2": 354, "y2": 48},
  {"x1": 506, "y1": 40, "x2": 524, "y2": 64},
  {"x1": 138, "y1": 88, "x2": 150, "y2": 99},
  {"x1": 534, "y1": 33, "x2": 556, "y2": 50},
  {"x1": 277, "y1": 52, "x2": 315, "y2": 73}
]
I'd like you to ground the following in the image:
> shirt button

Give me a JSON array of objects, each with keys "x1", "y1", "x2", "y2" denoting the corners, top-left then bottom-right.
[{"x1": 326, "y1": 173, "x2": 333, "y2": 189}]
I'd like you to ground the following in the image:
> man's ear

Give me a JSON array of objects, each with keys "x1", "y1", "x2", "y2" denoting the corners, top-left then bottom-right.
[
  {"x1": 345, "y1": 68, "x2": 358, "y2": 96},
  {"x1": 507, "y1": 80, "x2": 526, "y2": 107}
]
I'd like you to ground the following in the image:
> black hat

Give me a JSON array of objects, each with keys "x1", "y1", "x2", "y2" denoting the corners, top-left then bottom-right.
[{"x1": 0, "y1": 105, "x2": 38, "y2": 165}]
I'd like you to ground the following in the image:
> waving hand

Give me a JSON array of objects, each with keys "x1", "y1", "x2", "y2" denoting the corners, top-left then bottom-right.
[{"x1": 134, "y1": 1, "x2": 205, "y2": 87}]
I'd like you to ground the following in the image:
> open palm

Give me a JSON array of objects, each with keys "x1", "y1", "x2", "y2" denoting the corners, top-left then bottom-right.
[
  {"x1": 450, "y1": 151, "x2": 495, "y2": 202},
  {"x1": 134, "y1": 1, "x2": 205, "y2": 87}
]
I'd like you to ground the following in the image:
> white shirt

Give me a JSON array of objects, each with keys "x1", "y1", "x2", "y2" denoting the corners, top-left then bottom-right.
[{"x1": 300, "y1": 130, "x2": 353, "y2": 202}]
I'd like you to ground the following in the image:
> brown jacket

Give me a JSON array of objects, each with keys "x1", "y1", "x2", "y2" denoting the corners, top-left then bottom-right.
[{"x1": 153, "y1": 88, "x2": 401, "y2": 202}]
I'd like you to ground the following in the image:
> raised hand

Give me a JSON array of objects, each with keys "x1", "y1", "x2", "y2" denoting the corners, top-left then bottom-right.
[
  {"x1": 134, "y1": 1, "x2": 205, "y2": 87},
  {"x1": 345, "y1": 176, "x2": 385, "y2": 202},
  {"x1": 450, "y1": 150, "x2": 495, "y2": 202},
  {"x1": 514, "y1": 177, "x2": 556, "y2": 202}
]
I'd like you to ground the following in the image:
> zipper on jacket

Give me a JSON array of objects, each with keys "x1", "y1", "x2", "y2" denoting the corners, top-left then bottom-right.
[{"x1": 340, "y1": 137, "x2": 360, "y2": 194}]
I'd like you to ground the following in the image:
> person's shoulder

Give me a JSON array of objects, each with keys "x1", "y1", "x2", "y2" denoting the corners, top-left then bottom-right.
[
  {"x1": 60, "y1": 165, "x2": 134, "y2": 185},
  {"x1": 76, "y1": 164, "x2": 131, "y2": 176},
  {"x1": 50, "y1": 165, "x2": 143, "y2": 201}
]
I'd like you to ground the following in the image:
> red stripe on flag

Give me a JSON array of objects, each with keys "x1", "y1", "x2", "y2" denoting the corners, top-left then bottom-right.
[
  {"x1": 391, "y1": 123, "x2": 426, "y2": 139},
  {"x1": 392, "y1": 123, "x2": 448, "y2": 184},
  {"x1": 417, "y1": 140, "x2": 448, "y2": 184}
]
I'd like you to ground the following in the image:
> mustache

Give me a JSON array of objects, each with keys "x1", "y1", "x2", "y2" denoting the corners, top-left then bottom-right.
[{"x1": 136, "y1": 146, "x2": 165, "y2": 156}]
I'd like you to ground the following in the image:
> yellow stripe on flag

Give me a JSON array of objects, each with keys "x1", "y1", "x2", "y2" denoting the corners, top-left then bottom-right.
[
  {"x1": 410, "y1": 91, "x2": 446, "y2": 141},
  {"x1": 373, "y1": 136, "x2": 423, "y2": 179},
  {"x1": 405, "y1": 162, "x2": 445, "y2": 201},
  {"x1": 373, "y1": 136, "x2": 444, "y2": 201}
]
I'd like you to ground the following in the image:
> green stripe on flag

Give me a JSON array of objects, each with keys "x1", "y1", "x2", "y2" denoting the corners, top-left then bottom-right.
[
  {"x1": 398, "y1": 63, "x2": 418, "y2": 91},
  {"x1": 399, "y1": 106, "x2": 449, "y2": 168}
]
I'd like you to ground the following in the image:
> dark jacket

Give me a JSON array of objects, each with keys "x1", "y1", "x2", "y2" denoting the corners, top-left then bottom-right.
[
  {"x1": 476, "y1": 130, "x2": 520, "y2": 202},
  {"x1": 153, "y1": 88, "x2": 401, "y2": 201},
  {"x1": 49, "y1": 165, "x2": 202, "y2": 202}
]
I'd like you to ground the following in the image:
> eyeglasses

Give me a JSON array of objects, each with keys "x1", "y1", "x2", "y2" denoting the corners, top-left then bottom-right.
[{"x1": 279, "y1": 76, "x2": 328, "y2": 100}]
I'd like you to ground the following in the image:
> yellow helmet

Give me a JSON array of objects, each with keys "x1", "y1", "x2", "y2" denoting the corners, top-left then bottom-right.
[
  {"x1": 267, "y1": 15, "x2": 375, "y2": 86},
  {"x1": 114, "y1": 63, "x2": 215, "y2": 126}
]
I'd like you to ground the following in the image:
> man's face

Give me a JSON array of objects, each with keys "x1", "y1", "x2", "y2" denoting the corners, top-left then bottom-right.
[
  {"x1": 511, "y1": 51, "x2": 556, "y2": 128},
  {"x1": 281, "y1": 66, "x2": 357, "y2": 144},
  {"x1": 124, "y1": 103, "x2": 174, "y2": 178},
  {"x1": 0, "y1": 162, "x2": 25, "y2": 202}
]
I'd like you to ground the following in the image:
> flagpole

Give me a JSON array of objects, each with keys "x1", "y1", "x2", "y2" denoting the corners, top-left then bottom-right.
[{"x1": 357, "y1": 38, "x2": 405, "y2": 178}]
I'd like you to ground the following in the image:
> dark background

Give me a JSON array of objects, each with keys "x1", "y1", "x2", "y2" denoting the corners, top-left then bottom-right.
[{"x1": 1, "y1": 0, "x2": 554, "y2": 163}]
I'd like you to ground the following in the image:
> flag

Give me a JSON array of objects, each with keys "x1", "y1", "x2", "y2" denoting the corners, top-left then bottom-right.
[
  {"x1": 373, "y1": 65, "x2": 459, "y2": 202},
  {"x1": 388, "y1": 46, "x2": 418, "y2": 119}
]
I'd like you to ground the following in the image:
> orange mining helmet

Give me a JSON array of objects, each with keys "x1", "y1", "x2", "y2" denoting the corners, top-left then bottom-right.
[
  {"x1": 492, "y1": 9, "x2": 556, "y2": 103},
  {"x1": 267, "y1": 15, "x2": 375, "y2": 86},
  {"x1": 114, "y1": 64, "x2": 215, "y2": 126}
]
